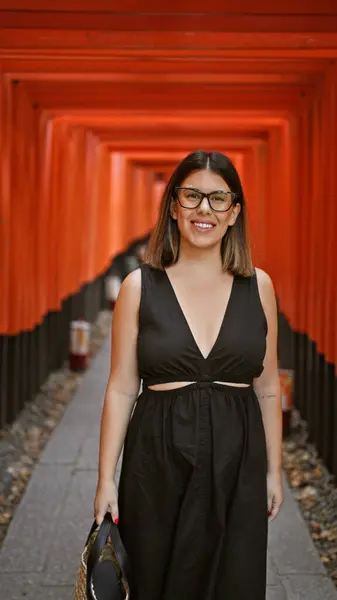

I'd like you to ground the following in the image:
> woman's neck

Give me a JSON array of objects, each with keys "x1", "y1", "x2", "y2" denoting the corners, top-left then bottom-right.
[{"x1": 175, "y1": 239, "x2": 224, "y2": 272}]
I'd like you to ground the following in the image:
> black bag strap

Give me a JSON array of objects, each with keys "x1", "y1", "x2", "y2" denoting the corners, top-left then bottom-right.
[
  {"x1": 86, "y1": 516, "x2": 111, "y2": 600},
  {"x1": 85, "y1": 519, "x2": 100, "y2": 546},
  {"x1": 86, "y1": 512, "x2": 134, "y2": 599},
  {"x1": 106, "y1": 514, "x2": 133, "y2": 588}
]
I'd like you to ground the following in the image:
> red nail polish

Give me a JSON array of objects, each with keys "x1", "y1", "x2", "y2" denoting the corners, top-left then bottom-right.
[{"x1": 113, "y1": 518, "x2": 119, "y2": 525}]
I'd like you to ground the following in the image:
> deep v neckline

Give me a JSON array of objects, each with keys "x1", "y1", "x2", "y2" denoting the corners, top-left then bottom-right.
[{"x1": 163, "y1": 268, "x2": 236, "y2": 361}]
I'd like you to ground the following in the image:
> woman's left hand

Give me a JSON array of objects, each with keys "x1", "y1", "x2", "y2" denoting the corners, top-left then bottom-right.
[{"x1": 267, "y1": 471, "x2": 283, "y2": 521}]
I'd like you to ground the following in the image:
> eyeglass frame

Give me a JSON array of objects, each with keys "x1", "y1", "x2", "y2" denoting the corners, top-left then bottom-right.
[{"x1": 174, "y1": 186, "x2": 239, "y2": 213}]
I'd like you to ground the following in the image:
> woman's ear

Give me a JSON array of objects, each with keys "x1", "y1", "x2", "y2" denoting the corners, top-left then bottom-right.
[
  {"x1": 170, "y1": 199, "x2": 178, "y2": 220},
  {"x1": 229, "y1": 203, "x2": 241, "y2": 226}
]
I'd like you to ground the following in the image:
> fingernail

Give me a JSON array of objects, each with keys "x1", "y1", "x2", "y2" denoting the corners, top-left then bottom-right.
[{"x1": 113, "y1": 518, "x2": 119, "y2": 525}]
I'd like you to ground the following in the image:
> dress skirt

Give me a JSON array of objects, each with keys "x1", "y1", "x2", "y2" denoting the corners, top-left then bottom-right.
[{"x1": 118, "y1": 382, "x2": 268, "y2": 600}]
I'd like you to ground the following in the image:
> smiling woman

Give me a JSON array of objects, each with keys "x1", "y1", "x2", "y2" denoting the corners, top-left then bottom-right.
[
  {"x1": 146, "y1": 150, "x2": 254, "y2": 276},
  {"x1": 94, "y1": 150, "x2": 283, "y2": 600}
]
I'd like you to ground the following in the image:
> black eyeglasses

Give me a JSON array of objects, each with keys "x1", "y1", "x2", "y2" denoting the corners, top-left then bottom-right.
[{"x1": 175, "y1": 187, "x2": 238, "y2": 213}]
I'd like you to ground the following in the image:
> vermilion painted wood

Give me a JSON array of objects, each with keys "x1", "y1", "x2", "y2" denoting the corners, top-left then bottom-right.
[
  {"x1": 324, "y1": 68, "x2": 336, "y2": 367},
  {"x1": 49, "y1": 112, "x2": 295, "y2": 126},
  {"x1": 0, "y1": 76, "x2": 11, "y2": 333},
  {"x1": 0, "y1": 7, "x2": 336, "y2": 381},
  {"x1": 1, "y1": 13, "x2": 337, "y2": 34},
  {"x1": 2, "y1": 59, "x2": 327, "y2": 80},
  {"x1": 17, "y1": 83, "x2": 307, "y2": 115},
  {"x1": 240, "y1": 146, "x2": 263, "y2": 268},
  {"x1": 2, "y1": 48, "x2": 337, "y2": 66},
  {"x1": 295, "y1": 106, "x2": 309, "y2": 337},
  {"x1": 307, "y1": 97, "x2": 321, "y2": 355},
  {"x1": 318, "y1": 67, "x2": 337, "y2": 367},
  {"x1": 2, "y1": 0, "x2": 335, "y2": 11},
  {"x1": 314, "y1": 80, "x2": 327, "y2": 361}
]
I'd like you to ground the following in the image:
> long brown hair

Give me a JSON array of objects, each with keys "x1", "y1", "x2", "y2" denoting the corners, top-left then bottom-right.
[{"x1": 146, "y1": 150, "x2": 254, "y2": 276}]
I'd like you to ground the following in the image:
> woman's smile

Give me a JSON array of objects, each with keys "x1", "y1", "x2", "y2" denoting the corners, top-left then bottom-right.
[{"x1": 191, "y1": 218, "x2": 216, "y2": 232}]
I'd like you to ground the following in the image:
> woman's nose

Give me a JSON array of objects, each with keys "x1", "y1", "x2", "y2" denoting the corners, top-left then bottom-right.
[{"x1": 198, "y1": 196, "x2": 211, "y2": 212}]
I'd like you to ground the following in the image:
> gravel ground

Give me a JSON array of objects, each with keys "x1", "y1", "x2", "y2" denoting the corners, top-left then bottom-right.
[
  {"x1": 0, "y1": 332, "x2": 336, "y2": 588},
  {"x1": 282, "y1": 409, "x2": 337, "y2": 586}
]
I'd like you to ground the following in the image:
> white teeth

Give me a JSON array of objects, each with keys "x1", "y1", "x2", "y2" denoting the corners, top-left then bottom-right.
[{"x1": 193, "y1": 222, "x2": 213, "y2": 229}]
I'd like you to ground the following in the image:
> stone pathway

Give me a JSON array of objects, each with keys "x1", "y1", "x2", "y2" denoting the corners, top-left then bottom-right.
[{"x1": 0, "y1": 339, "x2": 336, "y2": 600}]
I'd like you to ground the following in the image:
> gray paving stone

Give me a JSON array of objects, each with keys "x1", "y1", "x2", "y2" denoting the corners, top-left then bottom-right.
[
  {"x1": 0, "y1": 573, "x2": 41, "y2": 600},
  {"x1": 267, "y1": 553, "x2": 280, "y2": 586},
  {"x1": 90, "y1": 357, "x2": 110, "y2": 377},
  {"x1": 115, "y1": 473, "x2": 121, "y2": 487},
  {"x1": 0, "y1": 575, "x2": 73, "y2": 600},
  {"x1": 89, "y1": 344, "x2": 111, "y2": 376},
  {"x1": 76, "y1": 439, "x2": 122, "y2": 473},
  {"x1": 61, "y1": 469, "x2": 98, "y2": 516},
  {"x1": 35, "y1": 586, "x2": 73, "y2": 600},
  {"x1": 43, "y1": 471, "x2": 97, "y2": 585},
  {"x1": 59, "y1": 394, "x2": 102, "y2": 424},
  {"x1": 0, "y1": 465, "x2": 72, "y2": 573},
  {"x1": 267, "y1": 478, "x2": 327, "y2": 576},
  {"x1": 70, "y1": 378, "x2": 106, "y2": 408},
  {"x1": 76, "y1": 436, "x2": 99, "y2": 470},
  {"x1": 94, "y1": 336, "x2": 111, "y2": 356},
  {"x1": 43, "y1": 513, "x2": 92, "y2": 586},
  {"x1": 41, "y1": 388, "x2": 104, "y2": 466},
  {"x1": 282, "y1": 574, "x2": 337, "y2": 600},
  {"x1": 40, "y1": 423, "x2": 88, "y2": 465},
  {"x1": 266, "y1": 584, "x2": 287, "y2": 600},
  {"x1": 81, "y1": 419, "x2": 101, "y2": 442}
]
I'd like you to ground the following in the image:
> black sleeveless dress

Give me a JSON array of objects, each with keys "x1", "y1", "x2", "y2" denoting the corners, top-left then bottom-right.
[{"x1": 118, "y1": 264, "x2": 268, "y2": 600}]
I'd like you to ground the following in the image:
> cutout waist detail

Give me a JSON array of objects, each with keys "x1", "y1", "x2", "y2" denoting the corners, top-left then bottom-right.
[
  {"x1": 141, "y1": 381, "x2": 253, "y2": 397},
  {"x1": 142, "y1": 375, "x2": 253, "y2": 389},
  {"x1": 139, "y1": 381, "x2": 253, "y2": 398},
  {"x1": 147, "y1": 380, "x2": 250, "y2": 391}
]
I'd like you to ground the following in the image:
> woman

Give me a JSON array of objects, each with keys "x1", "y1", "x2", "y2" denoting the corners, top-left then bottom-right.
[{"x1": 94, "y1": 150, "x2": 283, "y2": 600}]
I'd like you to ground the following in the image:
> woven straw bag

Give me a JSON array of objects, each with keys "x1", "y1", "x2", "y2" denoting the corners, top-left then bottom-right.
[{"x1": 73, "y1": 513, "x2": 131, "y2": 600}]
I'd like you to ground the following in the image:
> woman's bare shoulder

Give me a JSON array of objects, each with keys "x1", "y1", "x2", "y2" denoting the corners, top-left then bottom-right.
[
  {"x1": 115, "y1": 268, "x2": 142, "y2": 312},
  {"x1": 254, "y1": 267, "x2": 276, "y2": 310},
  {"x1": 255, "y1": 267, "x2": 274, "y2": 291},
  {"x1": 122, "y1": 268, "x2": 142, "y2": 292}
]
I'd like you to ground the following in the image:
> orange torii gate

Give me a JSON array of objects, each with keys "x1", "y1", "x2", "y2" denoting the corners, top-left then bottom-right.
[{"x1": 0, "y1": 1, "x2": 337, "y2": 474}]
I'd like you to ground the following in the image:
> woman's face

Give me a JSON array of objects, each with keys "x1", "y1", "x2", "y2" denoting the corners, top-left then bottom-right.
[{"x1": 170, "y1": 169, "x2": 241, "y2": 250}]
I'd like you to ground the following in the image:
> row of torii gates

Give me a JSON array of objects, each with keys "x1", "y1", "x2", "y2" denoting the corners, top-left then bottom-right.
[{"x1": 0, "y1": 2, "x2": 337, "y2": 476}]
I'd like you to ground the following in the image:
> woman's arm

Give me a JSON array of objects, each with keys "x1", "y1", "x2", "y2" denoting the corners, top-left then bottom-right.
[
  {"x1": 254, "y1": 268, "x2": 283, "y2": 519},
  {"x1": 95, "y1": 268, "x2": 141, "y2": 523}
]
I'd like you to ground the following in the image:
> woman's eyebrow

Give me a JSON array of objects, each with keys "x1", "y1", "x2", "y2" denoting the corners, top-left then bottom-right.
[{"x1": 184, "y1": 186, "x2": 229, "y2": 193}]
